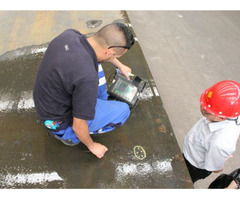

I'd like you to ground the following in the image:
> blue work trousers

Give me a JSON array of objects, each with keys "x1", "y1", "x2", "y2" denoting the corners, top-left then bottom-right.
[{"x1": 50, "y1": 64, "x2": 130, "y2": 144}]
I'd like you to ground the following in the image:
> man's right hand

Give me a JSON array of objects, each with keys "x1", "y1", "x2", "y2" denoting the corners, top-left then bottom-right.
[
  {"x1": 73, "y1": 117, "x2": 108, "y2": 159},
  {"x1": 88, "y1": 142, "x2": 108, "y2": 159}
]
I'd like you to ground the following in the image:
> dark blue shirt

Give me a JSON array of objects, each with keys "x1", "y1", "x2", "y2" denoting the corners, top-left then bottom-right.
[{"x1": 33, "y1": 29, "x2": 98, "y2": 123}]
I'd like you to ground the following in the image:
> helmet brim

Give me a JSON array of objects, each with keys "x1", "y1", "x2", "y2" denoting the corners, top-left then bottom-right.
[{"x1": 199, "y1": 88, "x2": 214, "y2": 115}]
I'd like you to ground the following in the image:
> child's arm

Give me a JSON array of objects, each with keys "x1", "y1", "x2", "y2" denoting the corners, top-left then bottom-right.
[
  {"x1": 213, "y1": 169, "x2": 223, "y2": 173},
  {"x1": 225, "y1": 180, "x2": 238, "y2": 189}
]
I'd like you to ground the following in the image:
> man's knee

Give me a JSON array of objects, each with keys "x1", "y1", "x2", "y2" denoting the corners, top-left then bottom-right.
[{"x1": 116, "y1": 101, "x2": 130, "y2": 120}]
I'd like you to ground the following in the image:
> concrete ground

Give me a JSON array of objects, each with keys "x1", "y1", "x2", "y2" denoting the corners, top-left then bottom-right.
[{"x1": 127, "y1": 11, "x2": 240, "y2": 188}]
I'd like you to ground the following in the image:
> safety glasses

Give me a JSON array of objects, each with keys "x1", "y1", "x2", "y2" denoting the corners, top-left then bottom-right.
[{"x1": 108, "y1": 34, "x2": 135, "y2": 50}]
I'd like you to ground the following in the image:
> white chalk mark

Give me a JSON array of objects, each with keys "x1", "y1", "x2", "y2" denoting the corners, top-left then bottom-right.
[
  {"x1": 0, "y1": 90, "x2": 35, "y2": 112},
  {"x1": 115, "y1": 159, "x2": 173, "y2": 181},
  {"x1": 17, "y1": 91, "x2": 35, "y2": 110},
  {"x1": 139, "y1": 87, "x2": 154, "y2": 100},
  {"x1": 0, "y1": 172, "x2": 64, "y2": 187}
]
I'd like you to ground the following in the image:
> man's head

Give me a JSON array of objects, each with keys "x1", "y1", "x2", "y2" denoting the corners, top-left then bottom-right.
[
  {"x1": 200, "y1": 80, "x2": 240, "y2": 122},
  {"x1": 88, "y1": 22, "x2": 134, "y2": 62}
]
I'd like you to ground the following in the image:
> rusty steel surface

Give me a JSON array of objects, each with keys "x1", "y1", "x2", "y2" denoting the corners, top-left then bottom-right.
[{"x1": 0, "y1": 11, "x2": 192, "y2": 188}]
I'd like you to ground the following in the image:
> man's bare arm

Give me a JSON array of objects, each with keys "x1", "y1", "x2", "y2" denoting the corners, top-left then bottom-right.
[{"x1": 72, "y1": 117, "x2": 108, "y2": 158}]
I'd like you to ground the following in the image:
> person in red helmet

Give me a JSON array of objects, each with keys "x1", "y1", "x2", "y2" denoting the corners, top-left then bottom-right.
[{"x1": 183, "y1": 80, "x2": 240, "y2": 184}]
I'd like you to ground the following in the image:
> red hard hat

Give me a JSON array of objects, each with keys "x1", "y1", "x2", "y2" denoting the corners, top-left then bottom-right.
[{"x1": 200, "y1": 80, "x2": 240, "y2": 118}]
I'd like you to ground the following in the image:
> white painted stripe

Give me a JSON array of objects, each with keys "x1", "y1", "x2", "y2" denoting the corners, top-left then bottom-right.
[
  {"x1": 152, "y1": 87, "x2": 160, "y2": 96},
  {"x1": 98, "y1": 76, "x2": 106, "y2": 86},
  {"x1": 0, "y1": 172, "x2": 64, "y2": 187}
]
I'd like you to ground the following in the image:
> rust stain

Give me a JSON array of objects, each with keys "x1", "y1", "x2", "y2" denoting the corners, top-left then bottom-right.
[
  {"x1": 158, "y1": 125, "x2": 167, "y2": 133},
  {"x1": 8, "y1": 15, "x2": 25, "y2": 51},
  {"x1": 30, "y1": 11, "x2": 56, "y2": 44},
  {"x1": 155, "y1": 118, "x2": 162, "y2": 124}
]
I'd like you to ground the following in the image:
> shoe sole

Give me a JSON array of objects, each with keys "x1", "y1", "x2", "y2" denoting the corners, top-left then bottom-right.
[{"x1": 47, "y1": 130, "x2": 80, "y2": 146}]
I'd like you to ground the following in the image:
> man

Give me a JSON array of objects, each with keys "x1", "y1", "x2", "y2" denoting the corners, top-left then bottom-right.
[{"x1": 33, "y1": 22, "x2": 135, "y2": 159}]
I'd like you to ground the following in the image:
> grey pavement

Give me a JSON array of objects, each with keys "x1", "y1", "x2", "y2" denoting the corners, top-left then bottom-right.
[{"x1": 127, "y1": 11, "x2": 240, "y2": 188}]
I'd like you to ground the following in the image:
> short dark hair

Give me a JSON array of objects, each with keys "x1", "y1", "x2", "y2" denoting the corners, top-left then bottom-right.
[
  {"x1": 111, "y1": 22, "x2": 135, "y2": 49},
  {"x1": 94, "y1": 22, "x2": 135, "y2": 50}
]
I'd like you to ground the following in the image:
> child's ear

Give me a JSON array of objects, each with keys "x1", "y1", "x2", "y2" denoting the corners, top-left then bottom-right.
[{"x1": 219, "y1": 117, "x2": 226, "y2": 121}]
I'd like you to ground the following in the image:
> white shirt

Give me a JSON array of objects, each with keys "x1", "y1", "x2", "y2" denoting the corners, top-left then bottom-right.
[{"x1": 183, "y1": 117, "x2": 240, "y2": 171}]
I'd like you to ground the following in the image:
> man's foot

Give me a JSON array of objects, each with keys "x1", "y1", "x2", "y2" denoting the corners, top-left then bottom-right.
[{"x1": 47, "y1": 130, "x2": 80, "y2": 146}]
